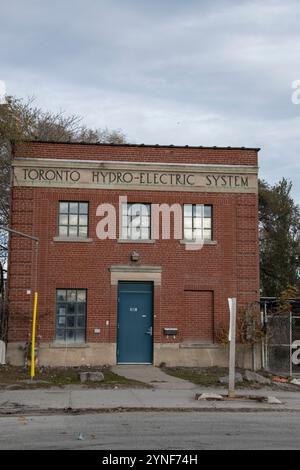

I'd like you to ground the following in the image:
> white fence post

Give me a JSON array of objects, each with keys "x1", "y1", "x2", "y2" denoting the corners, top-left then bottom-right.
[{"x1": 228, "y1": 298, "x2": 237, "y2": 398}]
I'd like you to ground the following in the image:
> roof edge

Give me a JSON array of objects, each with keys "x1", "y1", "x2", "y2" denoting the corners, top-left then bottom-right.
[{"x1": 12, "y1": 139, "x2": 261, "y2": 152}]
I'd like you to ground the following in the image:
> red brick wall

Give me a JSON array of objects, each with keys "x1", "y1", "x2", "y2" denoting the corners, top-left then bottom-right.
[
  {"x1": 13, "y1": 141, "x2": 258, "y2": 166},
  {"x1": 8, "y1": 142, "x2": 260, "y2": 347},
  {"x1": 184, "y1": 290, "x2": 214, "y2": 342}
]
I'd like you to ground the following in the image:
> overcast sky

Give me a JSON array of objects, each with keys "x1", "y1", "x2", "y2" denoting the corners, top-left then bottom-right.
[{"x1": 1, "y1": 0, "x2": 300, "y2": 201}]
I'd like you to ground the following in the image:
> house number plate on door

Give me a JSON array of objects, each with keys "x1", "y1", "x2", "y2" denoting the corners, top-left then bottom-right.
[{"x1": 130, "y1": 307, "x2": 138, "y2": 312}]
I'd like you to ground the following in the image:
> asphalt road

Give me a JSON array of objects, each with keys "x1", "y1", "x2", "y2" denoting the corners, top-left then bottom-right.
[{"x1": 0, "y1": 411, "x2": 299, "y2": 450}]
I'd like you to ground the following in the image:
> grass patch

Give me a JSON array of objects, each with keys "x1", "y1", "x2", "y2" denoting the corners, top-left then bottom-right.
[
  {"x1": 161, "y1": 366, "x2": 272, "y2": 389},
  {"x1": 161, "y1": 366, "x2": 229, "y2": 387},
  {"x1": 0, "y1": 365, "x2": 148, "y2": 389}
]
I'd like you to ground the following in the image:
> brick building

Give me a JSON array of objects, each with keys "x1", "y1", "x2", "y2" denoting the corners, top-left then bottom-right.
[{"x1": 7, "y1": 141, "x2": 260, "y2": 367}]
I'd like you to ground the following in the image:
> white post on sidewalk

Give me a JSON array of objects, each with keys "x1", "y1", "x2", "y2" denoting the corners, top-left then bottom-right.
[{"x1": 228, "y1": 298, "x2": 237, "y2": 398}]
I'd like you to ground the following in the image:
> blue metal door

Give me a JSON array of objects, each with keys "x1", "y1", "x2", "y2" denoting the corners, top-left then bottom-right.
[{"x1": 117, "y1": 282, "x2": 153, "y2": 364}]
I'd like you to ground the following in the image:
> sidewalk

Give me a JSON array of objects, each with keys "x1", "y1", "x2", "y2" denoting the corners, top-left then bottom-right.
[
  {"x1": 1, "y1": 365, "x2": 300, "y2": 415},
  {"x1": 111, "y1": 365, "x2": 196, "y2": 389},
  {"x1": 1, "y1": 385, "x2": 300, "y2": 415}
]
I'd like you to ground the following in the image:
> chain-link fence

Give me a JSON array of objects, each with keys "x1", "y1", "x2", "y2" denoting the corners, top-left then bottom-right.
[
  {"x1": 291, "y1": 316, "x2": 300, "y2": 375},
  {"x1": 266, "y1": 312, "x2": 300, "y2": 376}
]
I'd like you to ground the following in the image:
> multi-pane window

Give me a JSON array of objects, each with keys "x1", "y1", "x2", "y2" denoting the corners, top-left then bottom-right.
[
  {"x1": 121, "y1": 203, "x2": 151, "y2": 240},
  {"x1": 58, "y1": 202, "x2": 88, "y2": 238},
  {"x1": 56, "y1": 289, "x2": 87, "y2": 343},
  {"x1": 183, "y1": 204, "x2": 212, "y2": 241}
]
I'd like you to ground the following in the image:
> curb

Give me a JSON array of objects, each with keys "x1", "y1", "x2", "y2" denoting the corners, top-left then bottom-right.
[{"x1": 1, "y1": 406, "x2": 300, "y2": 416}]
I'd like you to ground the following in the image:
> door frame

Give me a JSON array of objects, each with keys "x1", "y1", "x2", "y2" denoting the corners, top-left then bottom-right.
[{"x1": 116, "y1": 281, "x2": 154, "y2": 365}]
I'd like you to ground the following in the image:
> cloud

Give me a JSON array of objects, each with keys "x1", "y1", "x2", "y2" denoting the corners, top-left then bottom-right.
[
  {"x1": 0, "y1": 80, "x2": 6, "y2": 104},
  {"x1": 1, "y1": 0, "x2": 300, "y2": 201}
]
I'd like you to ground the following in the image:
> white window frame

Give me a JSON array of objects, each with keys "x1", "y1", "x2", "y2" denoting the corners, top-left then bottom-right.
[
  {"x1": 183, "y1": 204, "x2": 212, "y2": 241},
  {"x1": 121, "y1": 203, "x2": 151, "y2": 240},
  {"x1": 58, "y1": 201, "x2": 89, "y2": 238}
]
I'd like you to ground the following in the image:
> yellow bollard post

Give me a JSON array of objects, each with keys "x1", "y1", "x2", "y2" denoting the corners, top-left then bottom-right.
[{"x1": 30, "y1": 292, "x2": 38, "y2": 380}]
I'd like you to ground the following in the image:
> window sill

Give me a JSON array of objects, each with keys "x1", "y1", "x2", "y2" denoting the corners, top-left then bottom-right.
[
  {"x1": 179, "y1": 343, "x2": 220, "y2": 349},
  {"x1": 117, "y1": 239, "x2": 156, "y2": 244},
  {"x1": 50, "y1": 342, "x2": 89, "y2": 349},
  {"x1": 180, "y1": 239, "x2": 217, "y2": 246},
  {"x1": 53, "y1": 237, "x2": 93, "y2": 243}
]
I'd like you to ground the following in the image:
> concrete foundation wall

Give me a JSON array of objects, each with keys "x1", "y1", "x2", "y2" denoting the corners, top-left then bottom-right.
[
  {"x1": 154, "y1": 344, "x2": 261, "y2": 369},
  {"x1": 6, "y1": 342, "x2": 117, "y2": 367},
  {"x1": 6, "y1": 341, "x2": 261, "y2": 370}
]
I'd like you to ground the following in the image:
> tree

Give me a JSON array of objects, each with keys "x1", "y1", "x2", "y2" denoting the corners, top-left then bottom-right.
[
  {"x1": 259, "y1": 178, "x2": 300, "y2": 296},
  {"x1": 0, "y1": 94, "x2": 126, "y2": 264},
  {"x1": 0, "y1": 95, "x2": 127, "y2": 340},
  {"x1": 275, "y1": 284, "x2": 298, "y2": 313}
]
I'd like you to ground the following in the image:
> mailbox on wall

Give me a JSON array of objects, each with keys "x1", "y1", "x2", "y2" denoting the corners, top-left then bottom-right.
[{"x1": 163, "y1": 328, "x2": 178, "y2": 336}]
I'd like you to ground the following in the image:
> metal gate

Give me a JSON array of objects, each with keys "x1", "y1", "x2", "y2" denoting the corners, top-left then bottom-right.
[{"x1": 266, "y1": 312, "x2": 300, "y2": 376}]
